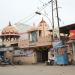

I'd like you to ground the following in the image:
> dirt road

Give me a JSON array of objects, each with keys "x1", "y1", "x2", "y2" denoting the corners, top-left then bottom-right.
[{"x1": 0, "y1": 64, "x2": 75, "y2": 75}]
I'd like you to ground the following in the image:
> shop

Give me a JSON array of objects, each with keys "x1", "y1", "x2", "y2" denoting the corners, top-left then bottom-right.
[
  {"x1": 68, "y1": 30, "x2": 75, "y2": 64},
  {"x1": 0, "y1": 46, "x2": 13, "y2": 64}
]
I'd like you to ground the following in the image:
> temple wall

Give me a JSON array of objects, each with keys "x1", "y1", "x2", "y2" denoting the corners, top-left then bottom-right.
[{"x1": 13, "y1": 51, "x2": 37, "y2": 64}]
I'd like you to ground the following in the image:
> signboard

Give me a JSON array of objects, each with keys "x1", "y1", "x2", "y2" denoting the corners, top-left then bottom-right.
[
  {"x1": 53, "y1": 40, "x2": 63, "y2": 49},
  {"x1": 0, "y1": 47, "x2": 13, "y2": 51},
  {"x1": 69, "y1": 30, "x2": 75, "y2": 40},
  {"x1": 14, "y1": 50, "x2": 33, "y2": 57}
]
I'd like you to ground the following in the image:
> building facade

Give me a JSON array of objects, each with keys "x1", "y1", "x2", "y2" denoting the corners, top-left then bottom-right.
[
  {"x1": 0, "y1": 18, "x2": 73, "y2": 65},
  {"x1": 0, "y1": 22, "x2": 20, "y2": 64},
  {"x1": 0, "y1": 18, "x2": 53, "y2": 64},
  {"x1": 16, "y1": 18, "x2": 52, "y2": 64}
]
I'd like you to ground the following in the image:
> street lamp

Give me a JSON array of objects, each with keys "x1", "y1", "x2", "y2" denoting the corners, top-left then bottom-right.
[{"x1": 35, "y1": 12, "x2": 41, "y2": 15}]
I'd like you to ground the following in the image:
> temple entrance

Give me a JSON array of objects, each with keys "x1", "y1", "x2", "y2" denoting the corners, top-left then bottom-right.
[{"x1": 36, "y1": 47, "x2": 48, "y2": 63}]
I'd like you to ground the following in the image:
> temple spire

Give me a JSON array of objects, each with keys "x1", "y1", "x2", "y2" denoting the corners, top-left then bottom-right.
[
  {"x1": 40, "y1": 17, "x2": 46, "y2": 23},
  {"x1": 33, "y1": 23, "x2": 35, "y2": 27},
  {"x1": 9, "y1": 21, "x2": 11, "y2": 26},
  {"x1": 42, "y1": 17, "x2": 44, "y2": 21}
]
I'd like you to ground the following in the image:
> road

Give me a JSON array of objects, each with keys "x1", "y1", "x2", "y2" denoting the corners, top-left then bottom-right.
[{"x1": 0, "y1": 64, "x2": 75, "y2": 75}]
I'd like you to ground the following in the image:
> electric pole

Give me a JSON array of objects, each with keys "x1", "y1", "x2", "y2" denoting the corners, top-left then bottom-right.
[
  {"x1": 55, "y1": 0, "x2": 60, "y2": 40},
  {"x1": 51, "y1": 0, "x2": 54, "y2": 40}
]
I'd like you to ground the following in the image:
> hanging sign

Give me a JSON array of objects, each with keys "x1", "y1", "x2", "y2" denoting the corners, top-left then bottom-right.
[{"x1": 69, "y1": 30, "x2": 75, "y2": 40}]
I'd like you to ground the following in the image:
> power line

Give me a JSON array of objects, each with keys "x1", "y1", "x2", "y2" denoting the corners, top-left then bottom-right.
[
  {"x1": 14, "y1": 0, "x2": 52, "y2": 25},
  {"x1": 37, "y1": 0, "x2": 52, "y2": 12},
  {"x1": 14, "y1": 12, "x2": 36, "y2": 25}
]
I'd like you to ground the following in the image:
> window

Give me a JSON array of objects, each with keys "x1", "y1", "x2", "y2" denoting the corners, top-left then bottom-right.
[{"x1": 31, "y1": 31, "x2": 37, "y2": 42}]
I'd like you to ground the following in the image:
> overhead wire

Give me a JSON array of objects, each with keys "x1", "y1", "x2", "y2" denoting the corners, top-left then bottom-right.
[
  {"x1": 14, "y1": 12, "x2": 36, "y2": 25},
  {"x1": 14, "y1": 0, "x2": 52, "y2": 25},
  {"x1": 13, "y1": 0, "x2": 53, "y2": 35}
]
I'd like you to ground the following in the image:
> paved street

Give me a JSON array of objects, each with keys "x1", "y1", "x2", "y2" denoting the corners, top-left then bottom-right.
[{"x1": 0, "y1": 64, "x2": 75, "y2": 75}]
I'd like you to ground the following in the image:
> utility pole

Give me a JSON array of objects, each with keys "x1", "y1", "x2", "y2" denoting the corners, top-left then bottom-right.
[
  {"x1": 35, "y1": 0, "x2": 60, "y2": 40},
  {"x1": 51, "y1": 0, "x2": 54, "y2": 29},
  {"x1": 51, "y1": 0, "x2": 54, "y2": 40},
  {"x1": 52, "y1": 0, "x2": 60, "y2": 41},
  {"x1": 55, "y1": 0, "x2": 60, "y2": 40}
]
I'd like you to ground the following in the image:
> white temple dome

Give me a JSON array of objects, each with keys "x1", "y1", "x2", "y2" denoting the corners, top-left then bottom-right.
[{"x1": 2, "y1": 22, "x2": 18, "y2": 35}]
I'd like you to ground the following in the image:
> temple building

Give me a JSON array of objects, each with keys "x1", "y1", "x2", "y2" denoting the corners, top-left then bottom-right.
[
  {"x1": 0, "y1": 22, "x2": 20, "y2": 63},
  {"x1": 0, "y1": 18, "x2": 53, "y2": 64},
  {"x1": 15, "y1": 18, "x2": 52, "y2": 64},
  {"x1": 0, "y1": 18, "x2": 74, "y2": 65},
  {"x1": 1, "y1": 22, "x2": 19, "y2": 46}
]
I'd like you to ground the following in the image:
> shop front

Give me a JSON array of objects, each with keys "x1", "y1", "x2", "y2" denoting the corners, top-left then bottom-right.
[
  {"x1": 69, "y1": 30, "x2": 75, "y2": 64},
  {"x1": 0, "y1": 47, "x2": 13, "y2": 64}
]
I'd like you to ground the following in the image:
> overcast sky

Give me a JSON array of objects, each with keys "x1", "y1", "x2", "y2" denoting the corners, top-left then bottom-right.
[{"x1": 0, "y1": 0, "x2": 75, "y2": 31}]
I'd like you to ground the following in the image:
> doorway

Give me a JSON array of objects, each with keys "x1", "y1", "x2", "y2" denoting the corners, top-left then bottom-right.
[{"x1": 36, "y1": 47, "x2": 48, "y2": 63}]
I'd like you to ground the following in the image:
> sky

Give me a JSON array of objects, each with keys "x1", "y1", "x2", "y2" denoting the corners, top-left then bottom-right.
[{"x1": 0, "y1": 0, "x2": 75, "y2": 31}]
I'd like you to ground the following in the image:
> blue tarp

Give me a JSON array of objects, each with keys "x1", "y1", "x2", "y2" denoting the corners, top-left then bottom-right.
[{"x1": 56, "y1": 52, "x2": 68, "y2": 65}]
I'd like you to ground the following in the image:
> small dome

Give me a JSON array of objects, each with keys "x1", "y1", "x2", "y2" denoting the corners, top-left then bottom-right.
[{"x1": 2, "y1": 22, "x2": 18, "y2": 35}]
